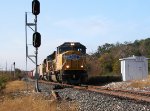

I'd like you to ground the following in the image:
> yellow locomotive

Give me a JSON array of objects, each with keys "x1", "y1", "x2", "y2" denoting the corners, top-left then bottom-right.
[{"x1": 42, "y1": 42, "x2": 88, "y2": 84}]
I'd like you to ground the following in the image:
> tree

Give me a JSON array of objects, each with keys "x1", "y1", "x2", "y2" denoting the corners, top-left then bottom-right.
[
  {"x1": 97, "y1": 43, "x2": 114, "y2": 56},
  {"x1": 113, "y1": 60, "x2": 120, "y2": 75},
  {"x1": 89, "y1": 38, "x2": 150, "y2": 76},
  {"x1": 15, "y1": 68, "x2": 23, "y2": 80},
  {"x1": 99, "y1": 53, "x2": 113, "y2": 74}
]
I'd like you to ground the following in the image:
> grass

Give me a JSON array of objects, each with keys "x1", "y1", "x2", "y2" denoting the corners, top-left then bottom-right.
[
  {"x1": 130, "y1": 75, "x2": 150, "y2": 89},
  {"x1": 0, "y1": 80, "x2": 78, "y2": 111},
  {"x1": 0, "y1": 71, "x2": 25, "y2": 91},
  {"x1": 0, "y1": 97, "x2": 78, "y2": 111},
  {"x1": 4, "y1": 80, "x2": 29, "y2": 93},
  {"x1": 0, "y1": 95, "x2": 57, "y2": 111}
]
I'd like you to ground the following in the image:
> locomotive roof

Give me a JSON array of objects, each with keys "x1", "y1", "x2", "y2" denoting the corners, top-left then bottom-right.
[
  {"x1": 57, "y1": 42, "x2": 86, "y2": 49},
  {"x1": 47, "y1": 51, "x2": 56, "y2": 60}
]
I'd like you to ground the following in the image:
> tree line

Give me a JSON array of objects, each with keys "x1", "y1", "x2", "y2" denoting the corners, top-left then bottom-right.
[{"x1": 87, "y1": 38, "x2": 150, "y2": 76}]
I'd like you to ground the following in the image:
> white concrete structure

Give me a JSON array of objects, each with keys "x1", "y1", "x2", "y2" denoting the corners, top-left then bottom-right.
[{"x1": 119, "y1": 56, "x2": 148, "y2": 81}]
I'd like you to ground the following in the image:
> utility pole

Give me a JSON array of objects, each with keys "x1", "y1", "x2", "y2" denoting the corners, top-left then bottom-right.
[
  {"x1": 14, "y1": 62, "x2": 15, "y2": 78},
  {"x1": 6, "y1": 61, "x2": 7, "y2": 73},
  {"x1": 0, "y1": 66, "x2": 3, "y2": 75}
]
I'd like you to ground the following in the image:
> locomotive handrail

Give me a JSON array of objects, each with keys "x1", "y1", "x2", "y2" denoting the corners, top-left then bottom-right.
[{"x1": 61, "y1": 59, "x2": 67, "y2": 69}]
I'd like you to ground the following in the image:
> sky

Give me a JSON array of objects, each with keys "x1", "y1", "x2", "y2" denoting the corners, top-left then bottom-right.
[{"x1": 0, "y1": 0, "x2": 150, "y2": 71}]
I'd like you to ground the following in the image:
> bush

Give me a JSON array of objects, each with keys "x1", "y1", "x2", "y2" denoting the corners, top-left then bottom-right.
[
  {"x1": 0, "y1": 76, "x2": 8, "y2": 90},
  {"x1": 0, "y1": 72, "x2": 14, "y2": 91}
]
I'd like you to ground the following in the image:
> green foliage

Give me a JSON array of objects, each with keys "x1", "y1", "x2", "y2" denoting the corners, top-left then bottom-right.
[
  {"x1": 89, "y1": 38, "x2": 150, "y2": 76},
  {"x1": 96, "y1": 43, "x2": 114, "y2": 57},
  {"x1": 0, "y1": 74, "x2": 9, "y2": 90},
  {"x1": 99, "y1": 53, "x2": 113, "y2": 74},
  {"x1": 0, "y1": 69, "x2": 24, "y2": 91},
  {"x1": 15, "y1": 68, "x2": 24, "y2": 80},
  {"x1": 113, "y1": 60, "x2": 120, "y2": 74}
]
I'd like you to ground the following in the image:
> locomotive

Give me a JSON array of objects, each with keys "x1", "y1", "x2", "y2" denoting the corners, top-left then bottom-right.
[{"x1": 31, "y1": 42, "x2": 88, "y2": 84}]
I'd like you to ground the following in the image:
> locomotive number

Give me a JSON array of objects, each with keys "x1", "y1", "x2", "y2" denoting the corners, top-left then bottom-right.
[{"x1": 64, "y1": 54, "x2": 80, "y2": 60}]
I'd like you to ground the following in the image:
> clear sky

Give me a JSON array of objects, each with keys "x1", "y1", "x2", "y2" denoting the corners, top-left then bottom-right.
[{"x1": 0, "y1": 0, "x2": 150, "y2": 71}]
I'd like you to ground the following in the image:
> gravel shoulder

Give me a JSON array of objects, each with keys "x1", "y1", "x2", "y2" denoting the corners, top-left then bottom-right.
[{"x1": 102, "y1": 76, "x2": 150, "y2": 92}]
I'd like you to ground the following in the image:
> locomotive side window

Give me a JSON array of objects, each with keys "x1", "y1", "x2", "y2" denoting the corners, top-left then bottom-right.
[
  {"x1": 74, "y1": 46, "x2": 86, "y2": 54},
  {"x1": 80, "y1": 47, "x2": 86, "y2": 54},
  {"x1": 78, "y1": 48, "x2": 82, "y2": 51},
  {"x1": 76, "y1": 47, "x2": 85, "y2": 54}
]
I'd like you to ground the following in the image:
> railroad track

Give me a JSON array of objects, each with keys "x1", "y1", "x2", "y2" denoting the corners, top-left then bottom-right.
[
  {"x1": 38, "y1": 80, "x2": 150, "y2": 103},
  {"x1": 87, "y1": 86, "x2": 150, "y2": 103}
]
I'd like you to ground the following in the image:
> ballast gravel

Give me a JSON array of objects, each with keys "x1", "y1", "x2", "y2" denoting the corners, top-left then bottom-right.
[{"x1": 38, "y1": 83, "x2": 150, "y2": 111}]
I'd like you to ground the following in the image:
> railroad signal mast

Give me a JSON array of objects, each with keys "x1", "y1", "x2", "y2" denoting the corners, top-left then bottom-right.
[
  {"x1": 25, "y1": 0, "x2": 41, "y2": 92},
  {"x1": 32, "y1": 0, "x2": 41, "y2": 92}
]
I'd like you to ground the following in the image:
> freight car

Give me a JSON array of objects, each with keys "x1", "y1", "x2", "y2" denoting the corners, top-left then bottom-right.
[{"x1": 41, "y1": 42, "x2": 88, "y2": 84}]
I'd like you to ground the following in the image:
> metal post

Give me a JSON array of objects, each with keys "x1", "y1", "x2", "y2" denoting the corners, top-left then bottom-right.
[
  {"x1": 14, "y1": 62, "x2": 15, "y2": 78},
  {"x1": 25, "y1": 12, "x2": 30, "y2": 92},
  {"x1": 6, "y1": 61, "x2": 7, "y2": 73},
  {"x1": 25, "y1": 12, "x2": 28, "y2": 72},
  {"x1": 26, "y1": 0, "x2": 41, "y2": 92},
  {"x1": 35, "y1": 15, "x2": 40, "y2": 92},
  {"x1": 11, "y1": 65, "x2": 12, "y2": 75}
]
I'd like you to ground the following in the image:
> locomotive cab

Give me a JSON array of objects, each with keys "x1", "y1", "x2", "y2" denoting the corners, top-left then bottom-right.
[
  {"x1": 57, "y1": 42, "x2": 86, "y2": 54},
  {"x1": 55, "y1": 42, "x2": 88, "y2": 84}
]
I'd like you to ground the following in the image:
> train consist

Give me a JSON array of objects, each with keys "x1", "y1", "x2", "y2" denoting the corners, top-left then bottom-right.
[{"x1": 28, "y1": 42, "x2": 88, "y2": 84}]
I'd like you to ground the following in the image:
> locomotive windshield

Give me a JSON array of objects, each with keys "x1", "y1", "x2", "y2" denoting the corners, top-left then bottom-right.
[{"x1": 57, "y1": 42, "x2": 86, "y2": 54}]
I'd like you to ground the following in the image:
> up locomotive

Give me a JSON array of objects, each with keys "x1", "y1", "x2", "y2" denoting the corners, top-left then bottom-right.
[{"x1": 36, "y1": 42, "x2": 88, "y2": 84}]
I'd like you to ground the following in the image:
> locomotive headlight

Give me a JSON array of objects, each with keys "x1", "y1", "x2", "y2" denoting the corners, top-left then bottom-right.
[
  {"x1": 66, "y1": 65, "x2": 70, "y2": 68},
  {"x1": 81, "y1": 65, "x2": 84, "y2": 68}
]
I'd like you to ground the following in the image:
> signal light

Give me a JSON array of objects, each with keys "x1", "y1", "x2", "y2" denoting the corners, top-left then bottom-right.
[
  {"x1": 32, "y1": 0, "x2": 40, "y2": 15},
  {"x1": 33, "y1": 32, "x2": 41, "y2": 47}
]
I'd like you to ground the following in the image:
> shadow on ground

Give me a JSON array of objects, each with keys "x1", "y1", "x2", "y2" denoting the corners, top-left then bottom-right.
[{"x1": 87, "y1": 76, "x2": 122, "y2": 86}]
